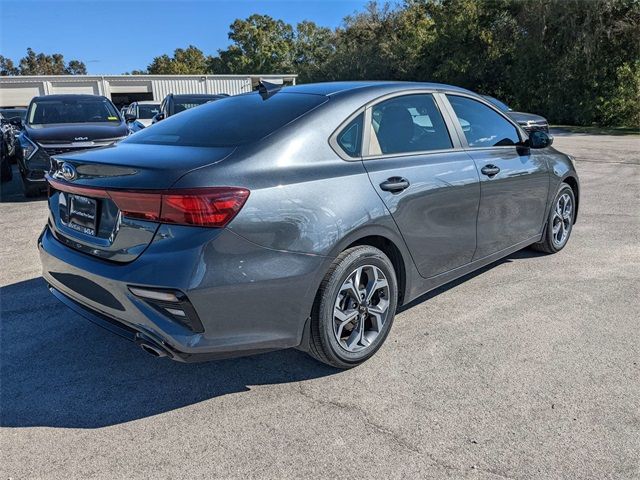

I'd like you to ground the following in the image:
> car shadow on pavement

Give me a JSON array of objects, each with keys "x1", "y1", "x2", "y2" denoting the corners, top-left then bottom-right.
[
  {"x1": 1, "y1": 249, "x2": 548, "y2": 430},
  {"x1": 398, "y1": 248, "x2": 546, "y2": 313},
  {"x1": 0, "y1": 277, "x2": 339, "y2": 429}
]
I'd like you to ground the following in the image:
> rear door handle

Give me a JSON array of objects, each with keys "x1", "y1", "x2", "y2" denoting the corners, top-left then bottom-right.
[
  {"x1": 481, "y1": 165, "x2": 501, "y2": 177},
  {"x1": 380, "y1": 177, "x2": 410, "y2": 193}
]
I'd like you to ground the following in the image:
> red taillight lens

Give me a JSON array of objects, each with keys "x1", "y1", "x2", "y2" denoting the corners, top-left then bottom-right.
[
  {"x1": 108, "y1": 191, "x2": 162, "y2": 222},
  {"x1": 46, "y1": 178, "x2": 250, "y2": 228},
  {"x1": 160, "y1": 188, "x2": 250, "y2": 227}
]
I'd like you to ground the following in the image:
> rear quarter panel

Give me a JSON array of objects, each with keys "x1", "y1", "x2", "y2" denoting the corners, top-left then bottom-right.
[{"x1": 171, "y1": 95, "x2": 421, "y2": 307}]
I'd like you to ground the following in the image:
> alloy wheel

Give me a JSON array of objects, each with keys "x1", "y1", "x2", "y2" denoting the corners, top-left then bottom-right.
[
  {"x1": 552, "y1": 192, "x2": 573, "y2": 247},
  {"x1": 333, "y1": 265, "x2": 390, "y2": 352}
]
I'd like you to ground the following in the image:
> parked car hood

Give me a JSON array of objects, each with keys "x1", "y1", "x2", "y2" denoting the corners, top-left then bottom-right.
[
  {"x1": 506, "y1": 111, "x2": 548, "y2": 125},
  {"x1": 25, "y1": 122, "x2": 129, "y2": 143}
]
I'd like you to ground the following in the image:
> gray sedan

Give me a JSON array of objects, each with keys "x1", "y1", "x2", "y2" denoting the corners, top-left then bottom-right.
[{"x1": 40, "y1": 81, "x2": 579, "y2": 368}]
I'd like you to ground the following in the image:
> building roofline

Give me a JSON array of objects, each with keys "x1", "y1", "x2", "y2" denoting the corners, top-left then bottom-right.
[{"x1": 0, "y1": 74, "x2": 298, "y2": 82}]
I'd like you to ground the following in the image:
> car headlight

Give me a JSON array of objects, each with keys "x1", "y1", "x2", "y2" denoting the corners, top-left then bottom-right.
[{"x1": 21, "y1": 136, "x2": 39, "y2": 160}]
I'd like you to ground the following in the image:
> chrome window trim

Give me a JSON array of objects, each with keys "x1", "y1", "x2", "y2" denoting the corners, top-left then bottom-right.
[
  {"x1": 329, "y1": 88, "x2": 530, "y2": 162},
  {"x1": 328, "y1": 107, "x2": 366, "y2": 161},
  {"x1": 442, "y1": 92, "x2": 529, "y2": 150},
  {"x1": 362, "y1": 146, "x2": 466, "y2": 162}
]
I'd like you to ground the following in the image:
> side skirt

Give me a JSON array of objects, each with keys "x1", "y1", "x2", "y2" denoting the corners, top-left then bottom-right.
[{"x1": 404, "y1": 235, "x2": 542, "y2": 305}]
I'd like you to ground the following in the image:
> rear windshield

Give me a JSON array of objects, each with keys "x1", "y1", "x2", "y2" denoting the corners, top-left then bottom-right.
[
  {"x1": 0, "y1": 109, "x2": 26, "y2": 120},
  {"x1": 138, "y1": 104, "x2": 160, "y2": 119},
  {"x1": 173, "y1": 97, "x2": 219, "y2": 114},
  {"x1": 28, "y1": 98, "x2": 120, "y2": 125},
  {"x1": 126, "y1": 92, "x2": 327, "y2": 147}
]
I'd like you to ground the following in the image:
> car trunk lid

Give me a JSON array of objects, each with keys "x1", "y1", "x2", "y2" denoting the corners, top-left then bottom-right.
[{"x1": 47, "y1": 143, "x2": 236, "y2": 262}]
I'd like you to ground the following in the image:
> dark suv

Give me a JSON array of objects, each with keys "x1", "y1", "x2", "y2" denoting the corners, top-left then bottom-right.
[
  {"x1": 152, "y1": 93, "x2": 227, "y2": 123},
  {"x1": 16, "y1": 94, "x2": 128, "y2": 197},
  {"x1": 482, "y1": 95, "x2": 549, "y2": 133}
]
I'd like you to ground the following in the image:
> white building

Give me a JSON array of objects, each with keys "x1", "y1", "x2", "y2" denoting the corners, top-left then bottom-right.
[{"x1": 0, "y1": 74, "x2": 298, "y2": 108}]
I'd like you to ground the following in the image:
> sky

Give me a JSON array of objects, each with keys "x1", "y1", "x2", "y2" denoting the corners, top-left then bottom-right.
[{"x1": 0, "y1": 0, "x2": 371, "y2": 74}]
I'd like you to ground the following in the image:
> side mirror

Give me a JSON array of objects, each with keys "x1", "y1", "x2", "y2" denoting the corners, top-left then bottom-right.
[
  {"x1": 124, "y1": 113, "x2": 137, "y2": 123},
  {"x1": 529, "y1": 131, "x2": 553, "y2": 149},
  {"x1": 9, "y1": 117, "x2": 23, "y2": 128}
]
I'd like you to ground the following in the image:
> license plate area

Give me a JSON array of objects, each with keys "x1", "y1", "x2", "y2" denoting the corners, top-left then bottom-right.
[{"x1": 68, "y1": 194, "x2": 98, "y2": 236}]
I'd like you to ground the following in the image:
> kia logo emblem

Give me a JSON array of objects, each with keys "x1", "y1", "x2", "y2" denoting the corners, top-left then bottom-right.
[
  {"x1": 59, "y1": 162, "x2": 77, "y2": 181},
  {"x1": 74, "y1": 136, "x2": 89, "y2": 141}
]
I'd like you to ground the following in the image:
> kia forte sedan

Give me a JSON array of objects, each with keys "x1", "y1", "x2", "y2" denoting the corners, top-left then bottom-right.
[{"x1": 40, "y1": 82, "x2": 579, "y2": 368}]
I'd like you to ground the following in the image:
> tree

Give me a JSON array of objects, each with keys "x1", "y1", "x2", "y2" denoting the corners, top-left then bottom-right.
[
  {"x1": 147, "y1": 45, "x2": 210, "y2": 74},
  {"x1": 211, "y1": 15, "x2": 296, "y2": 74},
  {"x1": 293, "y1": 21, "x2": 335, "y2": 82},
  {"x1": 15, "y1": 48, "x2": 87, "y2": 75},
  {"x1": 0, "y1": 55, "x2": 19, "y2": 76},
  {"x1": 66, "y1": 60, "x2": 87, "y2": 75},
  {"x1": 325, "y1": 1, "x2": 434, "y2": 81}
]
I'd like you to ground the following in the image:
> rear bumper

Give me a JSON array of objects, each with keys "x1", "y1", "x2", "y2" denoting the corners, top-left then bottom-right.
[{"x1": 39, "y1": 224, "x2": 328, "y2": 361}]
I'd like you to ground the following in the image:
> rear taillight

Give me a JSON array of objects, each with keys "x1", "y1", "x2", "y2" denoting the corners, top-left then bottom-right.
[
  {"x1": 47, "y1": 178, "x2": 250, "y2": 228},
  {"x1": 108, "y1": 191, "x2": 162, "y2": 222},
  {"x1": 160, "y1": 188, "x2": 250, "y2": 227}
]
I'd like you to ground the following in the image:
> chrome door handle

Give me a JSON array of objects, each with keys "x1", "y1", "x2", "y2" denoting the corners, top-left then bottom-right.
[
  {"x1": 380, "y1": 177, "x2": 410, "y2": 193},
  {"x1": 481, "y1": 165, "x2": 500, "y2": 177}
]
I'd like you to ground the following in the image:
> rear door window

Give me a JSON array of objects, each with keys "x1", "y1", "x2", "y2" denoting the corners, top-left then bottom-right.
[
  {"x1": 368, "y1": 94, "x2": 452, "y2": 155},
  {"x1": 447, "y1": 95, "x2": 520, "y2": 147}
]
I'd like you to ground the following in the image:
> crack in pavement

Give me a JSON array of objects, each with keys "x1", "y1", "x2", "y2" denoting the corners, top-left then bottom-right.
[{"x1": 296, "y1": 383, "x2": 464, "y2": 474}]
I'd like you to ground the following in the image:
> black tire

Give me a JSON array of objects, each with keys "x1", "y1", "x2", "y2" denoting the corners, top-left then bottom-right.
[
  {"x1": 22, "y1": 177, "x2": 41, "y2": 198},
  {"x1": 532, "y1": 182, "x2": 575, "y2": 254},
  {"x1": 308, "y1": 245, "x2": 398, "y2": 369},
  {"x1": 0, "y1": 159, "x2": 11, "y2": 182}
]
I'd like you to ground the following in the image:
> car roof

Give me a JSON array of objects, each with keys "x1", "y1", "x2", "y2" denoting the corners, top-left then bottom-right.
[
  {"x1": 281, "y1": 81, "x2": 474, "y2": 97},
  {"x1": 31, "y1": 94, "x2": 108, "y2": 102},
  {"x1": 170, "y1": 94, "x2": 227, "y2": 99}
]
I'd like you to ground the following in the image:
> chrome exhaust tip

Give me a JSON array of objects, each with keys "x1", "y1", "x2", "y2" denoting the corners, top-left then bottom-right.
[{"x1": 135, "y1": 333, "x2": 170, "y2": 358}]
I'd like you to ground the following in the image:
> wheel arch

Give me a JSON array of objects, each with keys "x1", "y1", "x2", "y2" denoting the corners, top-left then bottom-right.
[
  {"x1": 562, "y1": 174, "x2": 580, "y2": 224},
  {"x1": 325, "y1": 226, "x2": 413, "y2": 307}
]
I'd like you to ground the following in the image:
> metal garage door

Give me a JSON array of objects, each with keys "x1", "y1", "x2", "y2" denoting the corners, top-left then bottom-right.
[
  {"x1": 0, "y1": 84, "x2": 44, "y2": 107},
  {"x1": 49, "y1": 81, "x2": 99, "y2": 95}
]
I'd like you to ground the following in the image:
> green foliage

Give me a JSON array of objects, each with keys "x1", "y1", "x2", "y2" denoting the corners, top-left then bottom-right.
[
  {"x1": 118, "y1": 0, "x2": 640, "y2": 126},
  {"x1": 0, "y1": 56, "x2": 19, "y2": 76},
  {"x1": 199, "y1": 0, "x2": 640, "y2": 126},
  {"x1": 147, "y1": 45, "x2": 210, "y2": 74},
  {"x1": 598, "y1": 61, "x2": 640, "y2": 127},
  {"x1": 293, "y1": 21, "x2": 335, "y2": 83},
  {"x1": 1, "y1": 48, "x2": 87, "y2": 75},
  {"x1": 3, "y1": 2, "x2": 638, "y2": 127}
]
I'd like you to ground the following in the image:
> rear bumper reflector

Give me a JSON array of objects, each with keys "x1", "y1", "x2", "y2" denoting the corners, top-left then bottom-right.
[{"x1": 129, "y1": 286, "x2": 205, "y2": 333}]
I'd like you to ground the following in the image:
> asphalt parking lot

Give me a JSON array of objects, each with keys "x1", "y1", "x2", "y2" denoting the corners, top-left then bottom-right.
[{"x1": 1, "y1": 130, "x2": 638, "y2": 479}]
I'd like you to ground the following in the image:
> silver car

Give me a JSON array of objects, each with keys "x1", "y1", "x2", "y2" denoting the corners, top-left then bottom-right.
[{"x1": 40, "y1": 82, "x2": 579, "y2": 368}]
